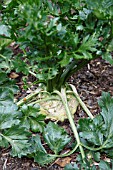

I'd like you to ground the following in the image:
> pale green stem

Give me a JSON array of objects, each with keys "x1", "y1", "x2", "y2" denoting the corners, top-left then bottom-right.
[
  {"x1": 82, "y1": 133, "x2": 112, "y2": 151},
  {"x1": 54, "y1": 88, "x2": 85, "y2": 161},
  {"x1": 29, "y1": 70, "x2": 37, "y2": 77},
  {"x1": 69, "y1": 84, "x2": 94, "y2": 119},
  {"x1": 0, "y1": 54, "x2": 6, "y2": 59},
  {"x1": 81, "y1": 143, "x2": 104, "y2": 151},
  {"x1": 52, "y1": 143, "x2": 79, "y2": 158},
  {"x1": 58, "y1": 143, "x2": 79, "y2": 157},
  {"x1": 17, "y1": 88, "x2": 41, "y2": 106},
  {"x1": 0, "y1": 133, "x2": 13, "y2": 144},
  {"x1": 29, "y1": 96, "x2": 61, "y2": 105}
]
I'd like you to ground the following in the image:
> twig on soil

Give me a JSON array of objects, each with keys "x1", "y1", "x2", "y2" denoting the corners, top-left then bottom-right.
[{"x1": 3, "y1": 158, "x2": 7, "y2": 170}]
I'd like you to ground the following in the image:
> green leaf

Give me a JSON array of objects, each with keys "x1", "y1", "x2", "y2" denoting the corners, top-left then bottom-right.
[
  {"x1": 0, "y1": 88, "x2": 20, "y2": 116},
  {"x1": 10, "y1": 140, "x2": 30, "y2": 158},
  {"x1": 1, "y1": 126, "x2": 31, "y2": 157},
  {"x1": 0, "y1": 24, "x2": 11, "y2": 37},
  {"x1": 46, "y1": 1, "x2": 59, "y2": 16},
  {"x1": 46, "y1": 17, "x2": 59, "y2": 33},
  {"x1": 0, "y1": 72, "x2": 18, "y2": 93},
  {"x1": 0, "y1": 72, "x2": 8, "y2": 85},
  {"x1": 95, "y1": 92, "x2": 113, "y2": 149},
  {"x1": 78, "y1": 35, "x2": 97, "y2": 53},
  {"x1": 76, "y1": 25, "x2": 84, "y2": 30},
  {"x1": 0, "y1": 88, "x2": 14, "y2": 101},
  {"x1": 64, "y1": 163, "x2": 79, "y2": 170},
  {"x1": 57, "y1": 23, "x2": 62, "y2": 31},
  {"x1": 29, "y1": 134, "x2": 46, "y2": 153},
  {"x1": 79, "y1": 116, "x2": 104, "y2": 146},
  {"x1": 30, "y1": 116, "x2": 45, "y2": 133},
  {"x1": 85, "y1": 0, "x2": 113, "y2": 19},
  {"x1": 34, "y1": 151, "x2": 56, "y2": 166},
  {"x1": 20, "y1": 104, "x2": 46, "y2": 132},
  {"x1": 0, "y1": 38, "x2": 12, "y2": 49},
  {"x1": 0, "y1": 88, "x2": 31, "y2": 157},
  {"x1": 13, "y1": 57, "x2": 29, "y2": 74},
  {"x1": 79, "y1": 131, "x2": 103, "y2": 146},
  {"x1": 99, "y1": 160, "x2": 111, "y2": 170},
  {"x1": 93, "y1": 152, "x2": 100, "y2": 162},
  {"x1": 0, "y1": 102, "x2": 19, "y2": 115},
  {"x1": 107, "y1": 39, "x2": 113, "y2": 52},
  {"x1": 0, "y1": 115, "x2": 20, "y2": 129},
  {"x1": 102, "y1": 52, "x2": 113, "y2": 65},
  {"x1": 105, "y1": 149, "x2": 113, "y2": 158},
  {"x1": 0, "y1": 89, "x2": 20, "y2": 130},
  {"x1": 21, "y1": 104, "x2": 40, "y2": 117},
  {"x1": 98, "y1": 92, "x2": 113, "y2": 135},
  {"x1": 1, "y1": 0, "x2": 113, "y2": 92},
  {"x1": 82, "y1": 51, "x2": 92, "y2": 59},
  {"x1": 43, "y1": 122, "x2": 71, "y2": 154},
  {"x1": 79, "y1": 92, "x2": 113, "y2": 153},
  {"x1": 59, "y1": 53, "x2": 72, "y2": 67}
]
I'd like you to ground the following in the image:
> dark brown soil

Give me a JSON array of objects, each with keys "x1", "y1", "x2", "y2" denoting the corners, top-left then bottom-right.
[{"x1": 0, "y1": 57, "x2": 113, "y2": 170}]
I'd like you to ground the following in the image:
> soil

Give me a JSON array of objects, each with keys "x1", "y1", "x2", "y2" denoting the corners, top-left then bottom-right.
[{"x1": 0, "y1": 57, "x2": 113, "y2": 170}]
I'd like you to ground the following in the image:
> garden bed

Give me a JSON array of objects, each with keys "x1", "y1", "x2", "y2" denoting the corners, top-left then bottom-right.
[
  {"x1": 0, "y1": 57, "x2": 113, "y2": 170},
  {"x1": 1, "y1": 1, "x2": 113, "y2": 169}
]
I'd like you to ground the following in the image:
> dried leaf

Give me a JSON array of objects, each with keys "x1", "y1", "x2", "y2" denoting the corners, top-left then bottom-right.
[
  {"x1": 55, "y1": 157, "x2": 72, "y2": 167},
  {"x1": 9, "y1": 72, "x2": 19, "y2": 79}
]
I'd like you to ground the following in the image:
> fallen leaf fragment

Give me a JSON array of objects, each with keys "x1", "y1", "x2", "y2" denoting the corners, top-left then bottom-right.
[
  {"x1": 9, "y1": 72, "x2": 19, "y2": 79},
  {"x1": 55, "y1": 157, "x2": 72, "y2": 167}
]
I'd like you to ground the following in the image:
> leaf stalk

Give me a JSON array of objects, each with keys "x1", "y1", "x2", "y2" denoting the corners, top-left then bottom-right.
[
  {"x1": 54, "y1": 88, "x2": 85, "y2": 161},
  {"x1": 69, "y1": 84, "x2": 94, "y2": 119},
  {"x1": 17, "y1": 88, "x2": 41, "y2": 106}
]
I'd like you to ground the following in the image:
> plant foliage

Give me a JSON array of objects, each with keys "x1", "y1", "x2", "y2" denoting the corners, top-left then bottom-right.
[
  {"x1": 1, "y1": 0, "x2": 113, "y2": 168},
  {"x1": 1, "y1": 0, "x2": 113, "y2": 91},
  {"x1": 43, "y1": 122, "x2": 71, "y2": 154},
  {"x1": 79, "y1": 92, "x2": 113, "y2": 150}
]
